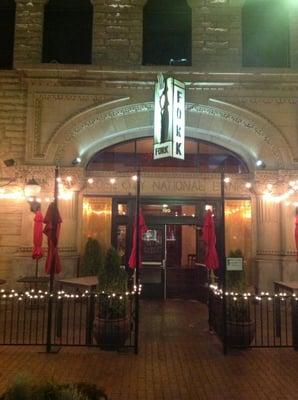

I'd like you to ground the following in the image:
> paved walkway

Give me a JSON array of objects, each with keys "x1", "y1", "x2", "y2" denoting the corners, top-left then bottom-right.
[{"x1": 0, "y1": 299, "x2": 298, "y2": 400}]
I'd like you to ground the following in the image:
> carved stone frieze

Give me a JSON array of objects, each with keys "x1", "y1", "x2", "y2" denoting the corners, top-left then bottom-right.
[
  {"x1": 186, "y1": 103, "x2": 283, "y2": 166},
  {"x1": 53, "y1": 101, "x2": 284, "y2": 168},
  {"x1": 54, "y1": 102, "x2": 153, "y2": 162},
  {"x1": 83, "y1": 171, "x2": 253, "y2": 197},
  {"x1": 14, "y1": 165, "x2": 86, "y2": 192},
  {"x1": 28, "y1": 89, "x2": 123, "y2": 160}
]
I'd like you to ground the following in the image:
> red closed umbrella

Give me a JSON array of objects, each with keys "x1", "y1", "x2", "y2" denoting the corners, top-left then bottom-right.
[
  {"x1": 295, "y1": 215, "x2": 298, "y2": 262},
  {"x1": 32, "y1": 210, "x2": 43, "y2": 277},
  {"x1": 202, "y1": 209, "x2": 219, "y2": 270},
  {"x1": 43, "y1": 202, "x2": 62, "y2": 275},
  {"x1": 129, "y1": 210, "x2": 148, "y2": 269}
]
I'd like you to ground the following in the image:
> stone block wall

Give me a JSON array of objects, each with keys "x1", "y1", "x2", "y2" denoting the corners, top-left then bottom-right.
[
  {"x1": 0, "y1": 72, "x2": 26, "y2": 164},
  {"x1": 10, "y1": 0, "x2": 298, "y2": 69},
  {"x1": 92, "y1": 0, "x2": 146, "y2": 65},
  {"x1": 13, "y1": 0, "x2": 45, "y2": 67},
  {"x1": 190, "y1": 0, "x2": 242, "y2": 69}
]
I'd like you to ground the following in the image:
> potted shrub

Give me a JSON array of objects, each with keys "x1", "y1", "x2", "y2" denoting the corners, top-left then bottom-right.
[
  {"x1": 93, "y1": 247, "x2": 130, "y2": 350},
  {"x1": 226, "y1": 249, "x2": 254, "y2": 347},
  {"x1": 81, "y1": 238, "x2": 103, "y2": 276}
]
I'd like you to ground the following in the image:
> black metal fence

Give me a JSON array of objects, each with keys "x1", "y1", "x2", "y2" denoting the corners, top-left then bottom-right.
[
  {"x1": 209, "y1": 290, "x2": 298, "y2": 349},
  {"x1": 0, "y1": 290, "x2": 137, "y2": 351}
]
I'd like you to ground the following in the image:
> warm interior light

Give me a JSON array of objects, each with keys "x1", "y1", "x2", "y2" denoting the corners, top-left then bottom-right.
[{"x1": 24, "y1": 178, "x2": 41, "y2": 198}]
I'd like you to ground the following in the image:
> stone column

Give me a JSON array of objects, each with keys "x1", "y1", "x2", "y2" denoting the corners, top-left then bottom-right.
[
  {"x1": 14, "y1": 0, "x2": 47, "y2": 67},
  {"x1": 280, "y1": 201, "x2": 298, "y2": 281},
  {"x1": 92, "y1": 0, "x2": 146, "y2": 66},
  {"x1": 187, "y1": 0, "x2": 242, "y2": 69}
]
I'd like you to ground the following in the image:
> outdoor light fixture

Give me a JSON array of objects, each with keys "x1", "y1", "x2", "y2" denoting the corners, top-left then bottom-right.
[
  {"x1": 24, "y1": 178, "x2": 41, "y2": 212},
  {"x1": 72, "y1": 157, "x2": 81, "y2": 165},
  {"x1": 256, "y1": 160, "x2": 265, "y2": 168},
  {"x1": 3, "y1": 159, "x2": 15, "y2": 167},
  {"x1": 169, "y1": 58, "x2": 188, "y2": 66}
]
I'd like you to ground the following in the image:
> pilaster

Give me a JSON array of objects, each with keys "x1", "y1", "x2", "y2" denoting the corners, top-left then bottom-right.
[
  {"x1": 13, "y1": 0, "x2": 47, "y2": 67},
  {"x1": 92, "y1": 0, "x2": 146, "y2": 66}
]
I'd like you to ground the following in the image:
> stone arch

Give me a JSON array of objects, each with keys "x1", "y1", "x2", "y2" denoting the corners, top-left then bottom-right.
[{"x1": 47, "y1": 99, "x2": 291, "y2": 170}]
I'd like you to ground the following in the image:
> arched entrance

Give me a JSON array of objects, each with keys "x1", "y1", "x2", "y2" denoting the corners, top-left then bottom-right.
[{"x1": 82, "y1": 136, "x2": 252, "y2": 300}]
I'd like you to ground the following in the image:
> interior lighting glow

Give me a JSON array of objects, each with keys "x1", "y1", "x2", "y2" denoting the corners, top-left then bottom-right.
[
  {"x1": 263, "y1": 192, "x2": 272, "y2": 200},
  {"x1": 223, "y1": 177, "x2": 231, "y2": 183},
  {"x1": 132, "y1": 175, "x2": 138, "y2": 181},
  {"x1": 87, "y1": 178, "x2": 94, "y2": 184},
  {"x1": 245, "y1": 182, "x2": 252, "y2": 189},
  {"x1": 110, "y1": 178, "x2": 116, "y2": 184}
]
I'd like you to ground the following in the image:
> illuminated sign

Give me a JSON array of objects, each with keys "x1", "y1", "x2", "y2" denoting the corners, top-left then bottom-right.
[
  {"x1": 154, "y1": 73, "x2": 185, "y2": 160},
  {"x1": 226, "y1": 258, "x2": 243, "y2": 271}
]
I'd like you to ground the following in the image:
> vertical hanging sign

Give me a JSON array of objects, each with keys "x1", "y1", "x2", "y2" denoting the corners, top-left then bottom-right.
[{"x1": 154, "y1": 73, "x2": 185, "y2": 160}]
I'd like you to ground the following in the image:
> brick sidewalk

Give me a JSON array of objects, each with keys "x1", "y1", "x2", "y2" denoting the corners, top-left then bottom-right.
[{"x1": 0, "y1": 299, "x2": 298, "y2": 400}]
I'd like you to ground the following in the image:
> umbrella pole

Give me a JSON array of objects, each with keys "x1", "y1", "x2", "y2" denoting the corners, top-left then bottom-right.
[
  {"x1": 46, "y1": 165, "x2": 60, "y2": 353},
  {"x1": 35, "y1": 258, "x2": 38, "y2": 278},
  {"x1": 134, "y1": 166, "x2": 140, "y2": 355},
  {"x1": 220, "y1": 169, "x2": 227, "y2": 355}
]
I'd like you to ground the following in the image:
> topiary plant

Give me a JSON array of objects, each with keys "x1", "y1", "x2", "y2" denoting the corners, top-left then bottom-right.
[
  {"x1": 97, "y1": 247, "x2": 128, "y2": 319},
  {"x1": 98, "y1": 247, "x2": 127, "y2": 294},
  {"x1": 81, "y1": 237, "x2": 103, "y2": 276},
  {"x1": 93, "y1": 247, "x2": 130, "y2": 348}
]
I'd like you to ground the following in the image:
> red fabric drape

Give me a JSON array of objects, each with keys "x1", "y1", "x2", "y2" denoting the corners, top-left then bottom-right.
[
  {"x1": 128, "y1": 211, "x2": 148, "y2": 269},
  {"x1": 43, "y1": 203, "x2": 62, "y2": 275},
  {"x1": 295, "y1": 215, "x2": 298, "y2": 262},
  {"x1": 32, "y1": 210, "x2": 43, "y2": 260},
  {"x1": 202, "y1": 209, "x2": 219, "y2": 270}
]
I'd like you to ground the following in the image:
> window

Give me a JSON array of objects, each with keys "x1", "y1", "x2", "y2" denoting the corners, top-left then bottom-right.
[
  {"x1": 42, "y1": 0, "x2": 93, "y2": 64},
  {"x1": 0, "y1": 0, "x2": 15, "y2": 69},
  {"x1": 87, "y1": 138, "x2": 248, "y2": 174},
  {"x1": 242, "y1": 0, "x2": 289, "y2": 67},
  {"x1": 143, "y1": 0, "x2": 191, "y2": 66}
]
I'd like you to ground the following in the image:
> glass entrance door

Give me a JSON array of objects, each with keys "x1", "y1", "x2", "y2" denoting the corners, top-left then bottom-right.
[{"x1": 141, "y1": 225, "x2": 166, "y2": 299}]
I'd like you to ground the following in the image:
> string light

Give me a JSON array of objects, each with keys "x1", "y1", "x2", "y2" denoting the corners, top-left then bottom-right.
[
  {"x1": 210, "y1": 285, "x2": 297, "y2": 300},
  {"x1": 0, "y1": 287, "x2": 141, "y2": 301}
]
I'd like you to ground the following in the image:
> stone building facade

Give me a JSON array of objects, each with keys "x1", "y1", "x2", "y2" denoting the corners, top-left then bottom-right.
[{"x1": 0, "y1": 0, "x2": 298, "y2": 291}]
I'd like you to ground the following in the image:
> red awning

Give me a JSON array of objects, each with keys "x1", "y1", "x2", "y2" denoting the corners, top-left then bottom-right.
[
  {"x1": 128, "y1": 210, "x2": 148, "y2": 269},
  {"x1": 43, "y1": 203, "x2": 62, "y2": 275},
  {"x1": 202, "y1": 209, "x2": 219, "y2": 270}
]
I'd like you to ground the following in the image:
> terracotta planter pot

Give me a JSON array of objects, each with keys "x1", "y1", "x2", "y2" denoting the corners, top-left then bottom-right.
[
  {"x1": 226, "y1": 320, "x2": 255, "y2": 347},
  {"x1": 93, "y1": 315, "x2": 130, "y2": 350}
]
